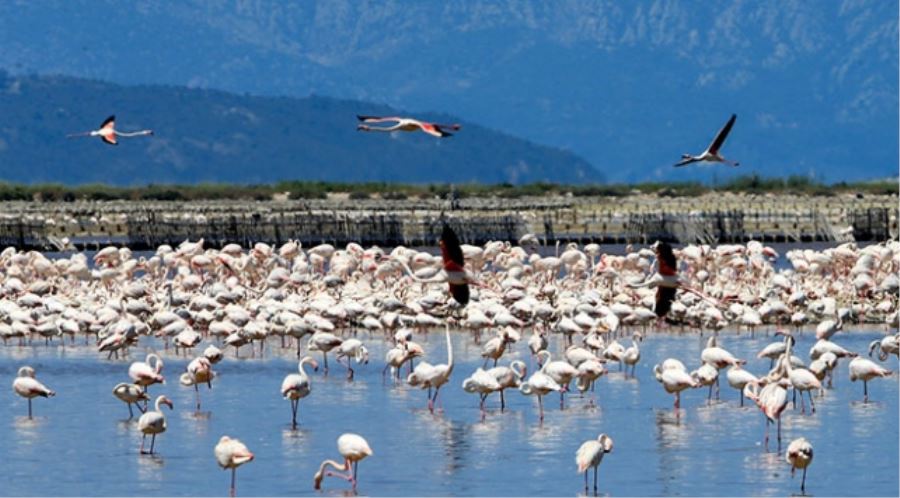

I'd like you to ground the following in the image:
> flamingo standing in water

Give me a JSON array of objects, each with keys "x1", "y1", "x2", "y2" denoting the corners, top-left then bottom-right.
[
  {"x1": 215, "y1": 435, "x2": 255, "y2": 497},
  {"x1": 575, "y1": 433, "x2": 614, "y2": 495},
  {"x1": 281, "y1": 356, "x2": 318, "y2": 428},
  {"x1": 67, "y1": 115, "x2": 154, "y2": 145},
  {"x1": 313, "y1": 433, "x2": 373, "y2": 491},
  {"x1": 129, "y1": 353, "x2": 165, "y2": 392},
  {"x1": 112, "y1": 382, "x2": 149, "y2": 418},
  {"x1": 12, "y1": 366, "x2": 55, "y2": 419},
  {"x1": 356, "y1": 115, "x2": 460, "y2": 138},
  {"x1": 138, "y1": 395, "x2": 173, "y2": 454},
  {"x1": 848, "y1": 356, "x2": 892, "y2": 402},
  {"x1": 786, "y1": 437, "x2": 814, "y2": 494},
  {"x1": 674, "y1": 114, "x2": 740, "y2": 167},
  {"x1": 179, "y1": 356, "x2": 215, "y2": 411}
]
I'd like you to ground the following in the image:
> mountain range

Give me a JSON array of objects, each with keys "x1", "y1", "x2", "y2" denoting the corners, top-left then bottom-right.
[{"x1": 0, "y1": 1, "x2": 896, "y2": 184}]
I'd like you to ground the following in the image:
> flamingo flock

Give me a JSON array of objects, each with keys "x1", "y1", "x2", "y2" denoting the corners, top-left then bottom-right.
[{"x1": 4, "y1": 232, "x2": 898, "y2": 495}]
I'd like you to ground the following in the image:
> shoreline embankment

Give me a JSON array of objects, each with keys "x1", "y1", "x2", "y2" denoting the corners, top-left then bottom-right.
[{"x1": 0, "y1": 192, "x2": 896, "y2": 250}]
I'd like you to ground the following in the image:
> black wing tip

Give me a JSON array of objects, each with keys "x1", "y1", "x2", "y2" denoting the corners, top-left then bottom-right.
[
  {"x1": 101, "y1": 115, "x2": 115, "y2": 126},
  {"x1": 357, "y1": 114, "x2": 376, "y2": 122}
]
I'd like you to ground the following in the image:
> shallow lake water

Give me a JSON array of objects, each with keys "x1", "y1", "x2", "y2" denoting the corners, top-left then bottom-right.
[{"x1": 1, "y1": 327, "x2": 897, "y2": 496}]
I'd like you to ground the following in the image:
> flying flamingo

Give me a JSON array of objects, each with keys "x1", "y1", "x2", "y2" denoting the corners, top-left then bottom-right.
[
  {"x1": 12, "y1": 366, "x2": 55, "y2": 419},
  {"x1": 356, "y1": 115, "x2": 460, "y2": 138},
  {"x1": 112, "y1": 382, "x2": 149, "y2": 418},
  {"x1": 138, "y1": 395, "x2": 173, "y2": 454},
  {"x1": 393, "y1": 224, "x2": 478, "y2": 306},
  {"x1": 629, "y1": 241, "x2": 719, "y2": 317},
  {"x1": 674, "y1": 114, "x2": 739, "y2": 167},
  {"x1": 313, "y1": 433, "x2": 373, "y2": 492},
  {"x1": 786, "y1": 437, "x2": 814, "y2": 494},
  {"x1": 215, "y1": 436, "x2": 255, "y2": 497},
  {"x1": 575, "y1": 433, "x2": 614, "y2": 495},
  {"x1": 67, "y1": 115, "x2": 153, "y2": 145},
  {"x1": 281, "y1": 356, "x2": 318, "y2": 428}
]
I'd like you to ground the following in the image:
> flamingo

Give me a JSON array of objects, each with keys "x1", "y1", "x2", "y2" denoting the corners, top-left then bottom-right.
[
  {"x1": 129, "y1": 353, "x2": 165, "y2": 392},
  {"x1": 67, "y1": 115, "x2": 153, "y2": 145},
  {"x1": 654, "y1": 359, "x2": 698, "y2": 409},
  {"x1": 629, "y1": 241, "x2": 718, "y2": 317},
  {"x1": 869, "y1": 334, "x2": 900, "y2": 361},
  {"x1": 307, "y1": 332, "x2": 343, "y2": 375},
  {"x1": 112, "y1": 382, "x2": 149, "y2": 418},
  {"x1": 281, "y1": 356, "x2": 318, "y2": 428},
  {"x1": 215, "y1": 436, "x2": 255, "y2": 497},
  {"x1": 138, "y1": 395, "x2": 173, "y2": 454},
  {"x1": 519, "y1": 370, "x2": 562, "y2": 422},
  {"x1": 575, "y1": 433, "x2": 614, "y2": 495},
  {"x1": 622, "y1": 333, "x2": 642, "y2": 377},
  {"x1": 356, "y1": 115, "x2": 460, "y2": 138},
  {"x1": 786, "y1": 437, "x2": 814, "y2": 494},
  {"x1": 536, "y1": 350, "x2": 579, "y2": 409},
  {"x1": 12, "y1": 366, "x2": 55, "y2": 419},
  {"x1": 674, "y1": 114, "x2": 739, "y2": 167},
  {"x1": 848, "y1": 356, "x2": 892, "y2": 402},
  {"x1": 335, "y1": 338, "x2": 369, "y2": 380},
  {"x1": 744, "y1": 379, "x2": 788, "y2": 449},
  {"x1": 393, "y1": 224, "x2": 474, "y2": 305},
  {"x1": 407, "y1": 325, "x2": 453, "y2": 413},
  {"x1": 461, "y1": 368, "x2": 501, "y2": 419},
  {"x1": 725, "y1": 365, "x2": 758, "y2": 406},
  {"x1": 481, "y1": 330, "x2": 511, "y2": 367},
  {"x1": 486, "y1": 360, "x2": 527, "y2": 411},
  {"x1": 179, "y1": 356, "x2": 215, "y2": 411},
  {"x1": 313, "y1": 433, "x2": 373, "y2": 492}
]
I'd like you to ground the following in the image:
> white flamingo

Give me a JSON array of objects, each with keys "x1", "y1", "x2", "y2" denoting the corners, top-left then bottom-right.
[
  {"x1": 281, "y1": 356, "x2": 318, "y2": 428},
  {"x1": 12, "y1": 366, "x2": 55, "y2": 419},
  {"x1": 786, "y1": 437, "x2": 814, "y2": 494},
  {"x1": 215, "y1": 435, "x2": 255, "y2": 497},
  {"x1": 67, "y1": 115, "x2": 153, "y2": 145},
  {"x1": 848, "y1": 356, "x2": 892, "y2": 402},
  {"x1": 313, "y1": 433, "x2": 373, "y2": 491},
  {"x1": 575, "y1": 433, "x2": 614, "y2": 495},
  {"x1": 654, "y1": 359, "x2": 698, "y2": 410},
  {"x1": 674, "y1": 114, "x2": 739, "y2": 167},
  {"x1": 486, "y1": 360, "x2": 527, "y2": 411},
  {"x1": 335, "y1": 338, "x2": 369, "y2": 380},
  {"x1": 407, "y1": 325, "x2": 453, "y2": 413},
  {"x1": 519, "y1": 370, "x2": 562, "y2": 422},
  {"x1": 462, "y1": 368, "x2": 501, "y2": 419},
  {"x1": 112, "y1": 382, "x2": 148, "y2": 418},
  {"x1": 138, "y1": 395, "x2": 173, "y2": 454},
  {"x1": 129, "y1": 353, "x2": 165, "y2": 391},
  {"x1": 180, "y1": 356, "x2": 215, "y2": 411}
]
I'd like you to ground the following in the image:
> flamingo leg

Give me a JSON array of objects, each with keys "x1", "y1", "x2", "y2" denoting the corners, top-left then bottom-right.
[
  {"x1": 863, "y1": 380, "x2": 868, "y2": 403},
  {"x1": 28, "y1": 399, "x2": 32, "y2": 419},
  {"x1": 150, "y1": 434, "x2": 156, "y2": 454},
  {"x1": 583, "y1": 470, "x2": 588, "y2": 493},
  {"x1": 290, "y1": 398, "x2": 299, "y2": 428},
  {"x1": 538, "y1": 395, "x2": 544, "y2": 422},
  {"x1": 127, "y1": 402, "x2": 134, "y2": 418},
  {"x1": 801, "y1": 467, "x2": 807, "y2": 494},
  {"x1": 808, "y1": 390, "x2": 816, "y2": 413},
  {"x1": 230, "y1": 467, "x2": 236, "y2": 497},
  {"x1": 500, "y1": 389, "x2": 505, "y2": 412},
  {"x1": 322, "y1": 352, "x2": 329, "y2": 375},
  {"x1": 594, "y1": 465, "x2": 599, "y2": 494},
  {"x1": 195, "y1": 383, "x2": 202, "y2": 411}
]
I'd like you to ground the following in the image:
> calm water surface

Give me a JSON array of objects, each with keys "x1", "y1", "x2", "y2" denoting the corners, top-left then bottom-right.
[{"x1": 1, "y1": 328, "x2": 897, "y2": 496}]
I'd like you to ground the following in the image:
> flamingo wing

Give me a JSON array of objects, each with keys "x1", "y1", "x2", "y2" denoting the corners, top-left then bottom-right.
[
  {"x1": 357, "y1": 115, "x2": 403, "y2": 123},
  {"x1": 428, "y1": 124, "x2": 454, "y2": 137},
  {"x1": 707, "y1": 114, "x2": 737, "y2": 154},
  {"x1": 673, "y1": 156, "x2": 698, "y2": 167},
  {"x1": 440, "y1": 224, "x2": 469, "y2": 305},
  {"x1": 102, "y1": 134, "x2": 118, "y2": 146},
  {"x1": 100, "y1": 115, "x2": 116, "y2": 130}
]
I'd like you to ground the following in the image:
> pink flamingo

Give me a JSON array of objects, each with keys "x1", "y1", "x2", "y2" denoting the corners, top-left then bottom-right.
[
  {"x1": 357, "y1": 115, "x2": 460, "y2": 138},
  {"x1": 67, "y1": 115, "x2": 153, "y2": 145}
]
